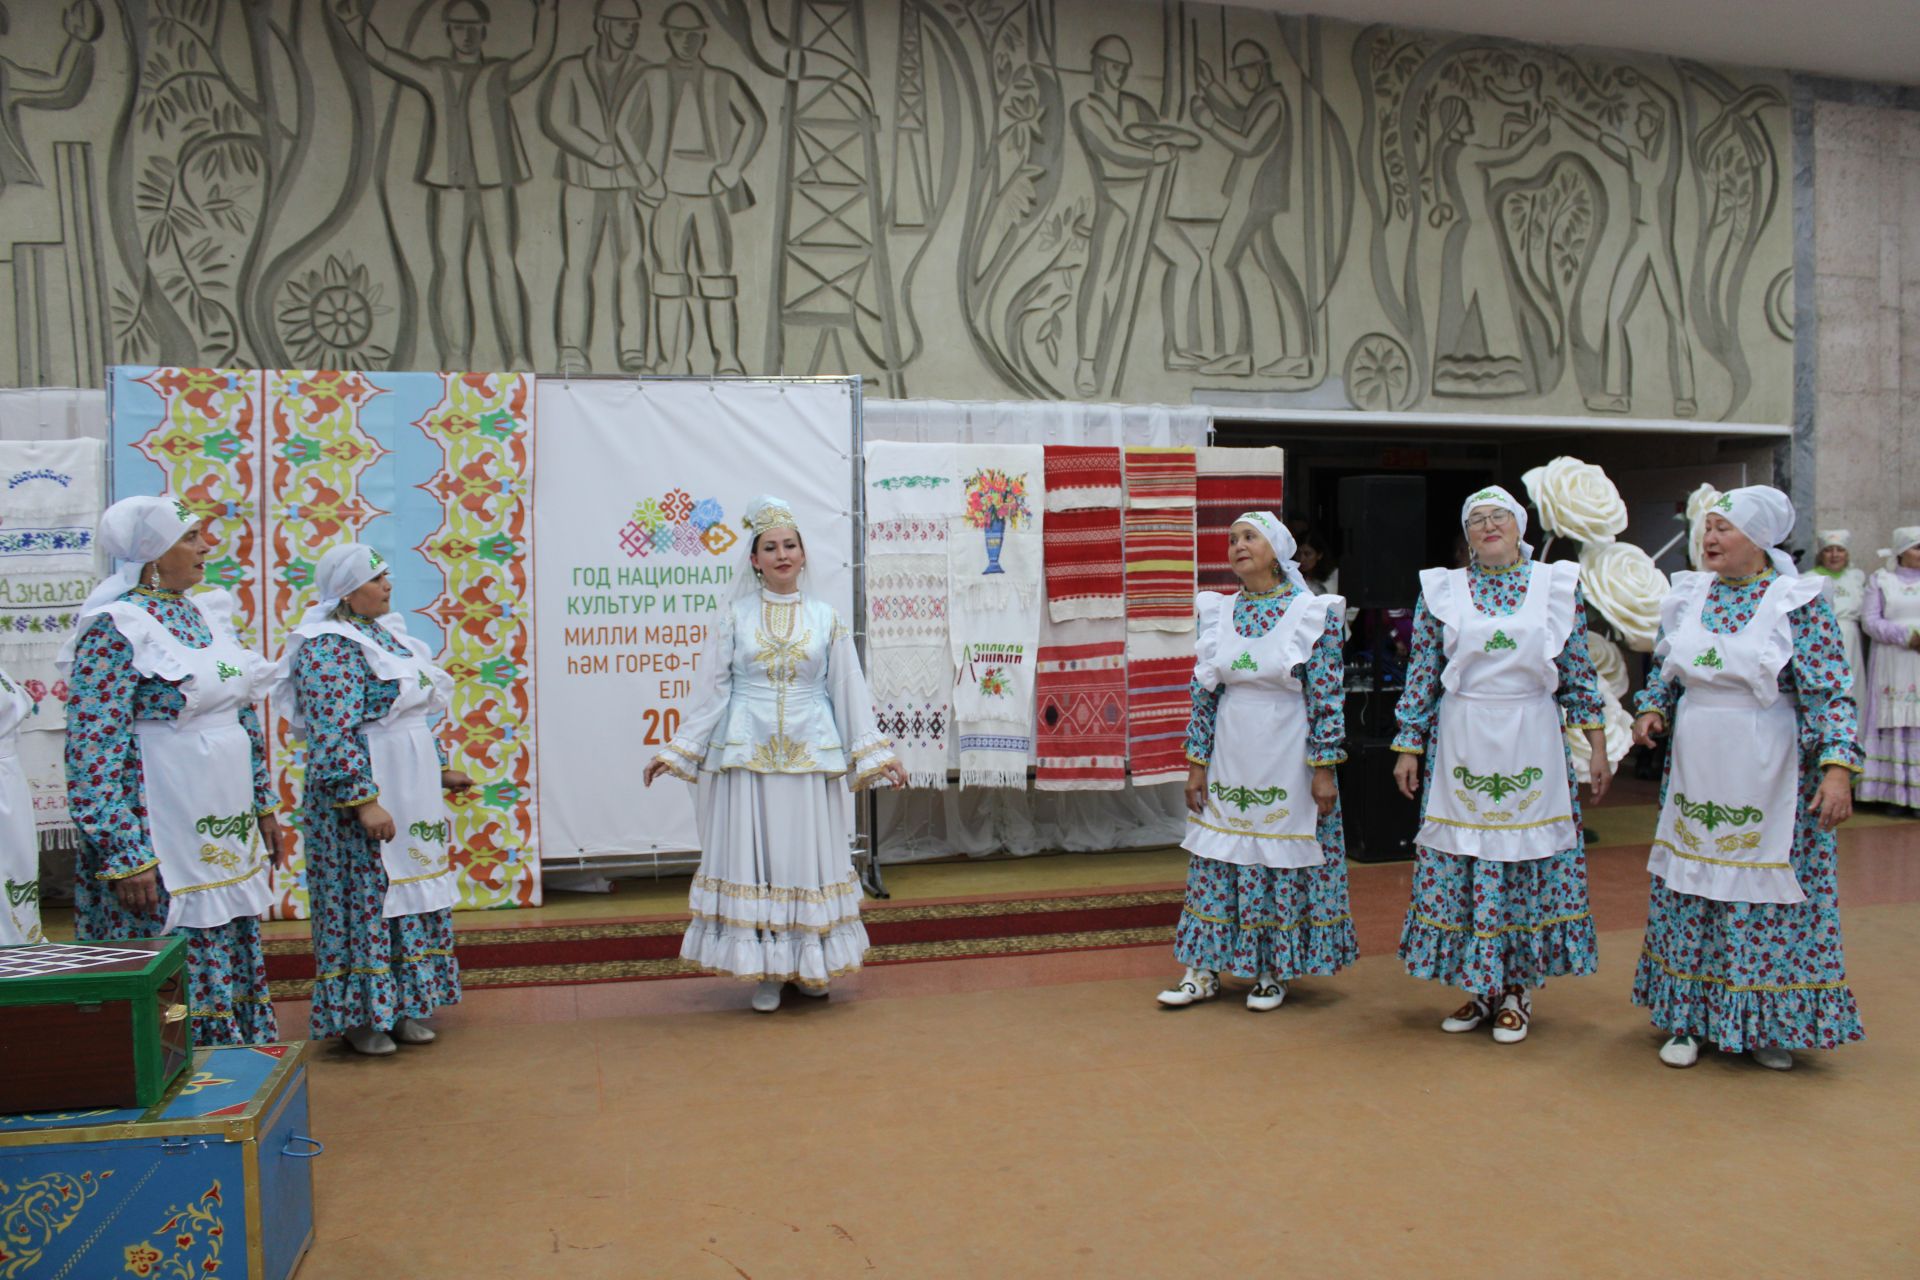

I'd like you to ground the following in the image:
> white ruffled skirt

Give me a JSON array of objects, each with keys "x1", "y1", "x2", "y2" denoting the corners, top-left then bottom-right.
[{"x1": 681, "y1": 769, "x2": 869, "y2": 987}]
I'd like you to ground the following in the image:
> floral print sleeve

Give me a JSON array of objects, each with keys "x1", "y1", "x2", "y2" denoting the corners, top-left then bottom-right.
[
  {"x1": 1634, "y1": 620, "x2": 1679, "y2": 722},
  {"x1": 63, "y1": 615, "x2": 153, "y2": 878},
  {"x1": 241, "y1": 705, "x2": 276, "y2": 814},
  {"x1": 1789, "y1": 595, "x2": 1863, "y2": 772},
  {"x1": 1305, "y1": 608, "x2": 1347, "y2": 767},
  {"x1": 1391, "y1": 595, "x2": 1443, "y2": 754},
  {"x1": 295, "y1": 633, "x2": 379, "y2": 806},
  {"x1": 1555, "y1": 586, "x2": 1606, "y2": 730},
  {"x1": 1183, "y1": 679, "x2": 1222, "y2": 766}
]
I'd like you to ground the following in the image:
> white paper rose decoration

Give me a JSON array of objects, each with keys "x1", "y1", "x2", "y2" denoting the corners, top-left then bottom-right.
[
  {"x1": 1684, "y1": 483, "x2": 1722, "y2": 571},
  {"x1": 1579, "y1": 541, "x2": 1669, "y2": 652},
  {"x1": 1566, "y1": 694, "x2": 1634, "y2": 774},
  {"x1": 1522, "y1": 456, "x2": 1628, "y2": 545},
  {"x1": 1586, "y1": 629, "x2": 1629, "y2": 702}
]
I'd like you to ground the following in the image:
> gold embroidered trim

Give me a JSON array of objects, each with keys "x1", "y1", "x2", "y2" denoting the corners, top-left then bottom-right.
[
  {"x1": 97, "y1": 858, "x2": 160, "y2": 881},
  {"x1": 683, "y1": 959, "x2": 862, "y2": 990},
  {"x1": 389, "y1": 866, "x2": 452, "y2": 886},
  {"x1": 1652, "y1": 839, "x2": 1790, "y2": 871},
  {"x1": 848, "y1": 757, "x2": 897, "y2": 791},
  {"x1": 1184, "y1": 752, "x2": 1209, "y2": 767},
  {"x1": 334, "y1": 790, "x2": 380, "y2": 809},
  {"x1": 1423, "y1": 812, "x2": 1572, "y2": 833},
  {"x1": 1184, "y1": 816, "x2": 1317, "y2": 841},
  {"x1": 171, "y1": 861, "x2": 267, "y2": 895},
  {"x1": 1640, "y1": 946, "x2": 1849, "y2": 995},
  {"x1": 1817, "y1": 756, "x2": 1863, "y2": 774},
  {"x1": 691, "y1": 873, "x2": 861, "y2": 905},
  {"x1": 689, "y1": 909, "x2": 866, "y2": 937},
  {"x1": 313, "y1": 948, "x2": 456, "y2": 982},
  {"x1": 661, "y1": 740, "x2": 703, "y2": 765},
  {"x1": 1390, "y1": 744, "x2": 1424, "y2": 755},
  {"x1": 1412, "y1": 909, "x2": 1591, "y2": 940},
  {"x1": 652, "y1": 752, "x2": 699, "y2": 782}
]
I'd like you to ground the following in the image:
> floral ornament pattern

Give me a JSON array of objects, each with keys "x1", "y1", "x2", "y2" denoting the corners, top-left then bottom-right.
[
  {"x1": 977, "y1": 667, "x2": 1010, "y2": 697},
  {"x1": 1483, "y1": 629, "x2": 1517, "y2": 652},
  {"x1": 1692, "y1": 646, "x2": 1724, "y2": 670},
  {"x1": 1451, "y1": 764, "x2": 1544, "y2": 803},
  {"x1": 1344, "y1": 332, "x2": 1414, "y2": 410},
  {"x1": 1210, "y1": 782, "x2": 1288, "y2": 811},
  {"x1": 1673, "y1": 793, "x2": 1763, "y2": 829},
  {"x1": 961, "y1": 469, "x2": 1032, "y2": 530},
  {"x1": 277, "y1": 254, "x2": 393, "y2": 371},
  {"x1": 121, "y1": 1181, "x2": 225, "y2": 1278},
  {"x1": 0, "y1": 1170, "x2": 113, "y2": 1275},
  {"x1": 619, "y1": 492, "x2": 729, "y2": 560}
]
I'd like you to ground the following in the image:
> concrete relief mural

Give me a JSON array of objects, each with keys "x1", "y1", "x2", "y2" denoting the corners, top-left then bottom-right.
[{"x1": 0, "y1": 0, "x2": 1794, "y2": 422}]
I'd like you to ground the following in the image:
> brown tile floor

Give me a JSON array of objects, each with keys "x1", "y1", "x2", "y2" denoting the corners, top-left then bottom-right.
[{"x1": 290, "y1": 814, "x2": 1920, "y2": 1279}]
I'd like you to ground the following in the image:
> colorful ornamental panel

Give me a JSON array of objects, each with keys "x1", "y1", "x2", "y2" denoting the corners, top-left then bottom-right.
[{"x1": 112, "y1": 368, "x2": 540, "y2": 914}]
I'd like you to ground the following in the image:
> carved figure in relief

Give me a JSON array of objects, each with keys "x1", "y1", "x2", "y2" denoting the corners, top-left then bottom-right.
[
  {"x1": 1189, "y1": 40, "x2": 1308, "y2": 377},
  {"x1": 1549, "y1": 85, "x2": 1697, "y2": 417},
  {"x1": 333, "y1": 0, "x2": 558, "y2": 370},
  {"x1": 1070, "y1": 35, "x2": 1204, "y2": 396},
  {"x1": 630, "y1": 3, "x2": 767, "y2": 375},
  {"x1": 539, "y1": 0, "x2": 655, "y2": 373},
  {"x1": 0, "y1": 0, "x2": 101, "y2": 195},
  {"x1": 1430, "y1": 95, "x2": 1551, "y2": 397}
]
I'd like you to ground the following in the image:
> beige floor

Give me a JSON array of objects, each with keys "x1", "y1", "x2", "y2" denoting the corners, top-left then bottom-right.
[{"x1": 296, "y1": 903, "x2": 1919, "y2": 1279}]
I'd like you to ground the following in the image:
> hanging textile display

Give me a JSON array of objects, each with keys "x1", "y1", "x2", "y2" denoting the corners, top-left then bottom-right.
[
  {"x1": 949, "y1": 446, "x2": 1044, "y2": 787},
  {"x1": 1044, "y1": 506, "x2": 1125, "y2": 622},
  {"x1": 865, "y1": 442, "x2": 960, "y2": 789},
  {"x1": 1195, "y1": 446, "x2": 1284, "y2": 592},
  {"x1": 1124, "y1": 507, "x2": 1197, "y2": 632},
  {"x1": 1125, "y1": 650, "x2": 1196, "y2": 786},
  {"x1": 110, "y1": 367, "x2": 541, "y2": 915},
  {"x1": 0, "y1": 439, "x2": 103, "y2": 735},
  {"x1": 1033, "y1": 638, "x2": 1128, "y2": 790},
  {"x1": 1043, "y1": 445, "x2": 1124, "y2": 511},
  {"x1": 1123, "y1": 445, "x2": 1197, "y2": 509}
]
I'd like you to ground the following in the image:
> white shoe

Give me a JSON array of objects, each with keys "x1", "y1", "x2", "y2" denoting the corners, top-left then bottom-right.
[
  {"x1": 1659, "y1": 1034, "x2": 1702, "y2": 1068},
  {"x1": 1440, "y1": 995, "x2": 1493, "y2": 1033},
  {"x1": 1490, "y1": 987, "x2": 1531, "y2": 1044},
  {"x1": 792, "y1": 983, "x2": 829, "y2": 1000},
  {"x1": 1245, "y1": 973, "x2": 1286, "y2": 1012},
  {"x1": 343, "y1": 1026, "x2": 397, "y2": 1056},
  {"x1": 1750, "y1": 1047, "x2": 1794, "y2": 1071},
  {"x1": 1156, "y1": 967, "x2": 1220, "y2": 1008},
  {"x1": 393, "y1": 1017, "x2": 436, "y2": 1045},
  {"x1": 750, "y1": 980, "x2": 784, "y2": 1013}
]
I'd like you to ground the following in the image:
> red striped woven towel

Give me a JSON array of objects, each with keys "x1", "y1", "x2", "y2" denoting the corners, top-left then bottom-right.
[
  {"x1": 1044, "y1": 445, "x2": 1123, "y2": 511},
  {"x1": 1124, "y1": 446, "x2": 1196, "y2": 509},
  {"x1": 1044, "y1": 506, "x2": 1125, "y2": 622},
  {"x1": 1034, "y1": 640, "x2": 1128, "y2": 790},
  {"x1": 1195, "y1": 447, "x2": 1285, "y2": 592},
  {"x1": 1124, "y1": 506, "x2": 1196, "y2": 633},
  {"x1": 1125, "y1": 652, "x2": 1194, "y2": 786}
]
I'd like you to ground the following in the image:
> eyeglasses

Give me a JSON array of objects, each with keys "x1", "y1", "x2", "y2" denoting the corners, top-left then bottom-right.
[{"x1": 1465, "y1": 512, "x2": 1514, "y2": 531}]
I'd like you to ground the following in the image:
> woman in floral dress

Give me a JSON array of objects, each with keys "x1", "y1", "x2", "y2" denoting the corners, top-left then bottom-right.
[
  {"x1": 1392, "y1": 485, "x2": 1610, "y2": 1044},
  {"x1": 1161, "y1": 513, "x2": 1356, "y2": 1010},
  {"x1": 1631, "y1": 487, "x2": 1862, "y2": 1070},
  {"x1": 644, "y1": 497, "x2": 905, "y2": 1013},
  {"x1": 275, "y1": 543, "x2": 466, "y2": 1056},
  {"x1": 58, "y1": 496, "x2": 284, "y2": 1045}
]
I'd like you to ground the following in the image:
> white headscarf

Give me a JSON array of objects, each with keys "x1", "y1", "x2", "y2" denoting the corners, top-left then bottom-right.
[
  {"x1": 1879, "y1": 526, "x2": 1920, "y2": 570},
  {"x1": 76, "y1": 495, "x2": 201, "y2": 618},
  {"x1": 732, "y1": 495, "x2": 806, "y2": 602},
  {"x1": 1803, "y1": 529, "x2": 1851, "y2": 571},
  {"x1": 296, "y1": 543, "x2": 390, "y2": 629},
  {"x1": 1710, "y1": 485, "x2": 1797, "y2": 579},
  {"x1": 1231, "y1": 511, "x2": 1308, "y2": 595},
  {"x1": 1460, "y1": 484, "x2": 1533, "y2": 562}
]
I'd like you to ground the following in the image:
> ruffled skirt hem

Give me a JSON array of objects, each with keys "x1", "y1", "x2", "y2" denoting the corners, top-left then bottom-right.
[
  {"x1": 1630, "y1": 949, "x2": 1864, "y2": 1051},
  {"x1": 679, "y1": 917, "x2": 870, "y2": 988},
  {"x1": 1398, "y1": 911, "x2": 1599, "y2": 992},
  {"x1": 1173, "y1": 911, "x2": 1356, "y2": 979},
  {"x1": 308, "y1": 953, "x2": 463, "y2": 1038}
]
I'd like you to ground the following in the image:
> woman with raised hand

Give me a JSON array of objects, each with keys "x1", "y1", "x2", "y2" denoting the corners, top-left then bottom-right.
[
  {"x1": 59, "y1": 496, "x2": 284, "y2": 1044},
  {"x1": 644, "y1": 497, "x2": 905, "y2": 1012},
  {"x1": 1392, "y1": 485, "x2": 1609, "y2": 1046},
  {"x1": 1632, "y1": 487, "x2": 1862, "y2": 1071},
  {"x1": 1162, "y1": 512, "x2": 1355, "y2": 1011},
  {"x1": 275, "y1": 544, "x2": 467, "y2": 1056}
]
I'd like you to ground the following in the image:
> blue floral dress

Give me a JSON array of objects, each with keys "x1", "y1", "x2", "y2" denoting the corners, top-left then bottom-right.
[
  {"x1": 1179, "y1": 585, "x2": 1357, "y2": 979},
  {"x1": 292, "y1": 615, "x2": 462, "y2": 1037},
  {"x1": 63, "y1": 588, "x2": 278, "y2": 1045},
  {"x1": 1632, "y1": 569, "x2": 1864, "y2": 1051},
  {"x1": 1393, "y1": 561, "x2": 1606, "y2": 994}
]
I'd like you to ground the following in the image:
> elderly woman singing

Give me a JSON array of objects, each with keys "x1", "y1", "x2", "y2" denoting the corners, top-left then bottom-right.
[
  {"x1": 1391, "y1": 485, "x2": 1610, "y2": 1045},
  {"x1": 1160, "y1": 513, "x2": 1355, "y2": 1010},
  {"x1": 1631, "y1": 486, "x2": 1861, "y2": 1070}
]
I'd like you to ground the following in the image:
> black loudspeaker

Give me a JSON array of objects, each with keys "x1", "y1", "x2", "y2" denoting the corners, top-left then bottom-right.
[
  {"x1": 1338, "y1": 740, "x2": 1420, "y2": 863},
  {"x1": 1337, "y1": 475, "x2": 1426, "y2": 609}
]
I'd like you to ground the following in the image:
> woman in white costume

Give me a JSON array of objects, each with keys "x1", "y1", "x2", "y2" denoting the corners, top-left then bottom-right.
[
  {"x1": 1804, "y1": 529, "x2": 1867, "y2": 701},
  {"x1": 1391, "y1": 486, "x2": 1610, "y2": 1045},
  {"x1": 1160, "y1": 513, "x2": 1355, "y2": 1010},
  {"x1": 0, "y1": 666, "x2": 41, "y2": 945},
  {"x1": 274, "y1": 544, "x2": 468, "y2": 1056},
  {"x1": 1631, "y1": 486, "x2": 1861, "y2": 1069},
  {"x1": 59, "y1": 496, "x2": 285, "y2": 1044},
  {"x1": 644, "y1": 497, "x2": 905, "y2": 1012},
  {"x1": 1859, "y1": 526, "x2": 1920, "y2": 810}
]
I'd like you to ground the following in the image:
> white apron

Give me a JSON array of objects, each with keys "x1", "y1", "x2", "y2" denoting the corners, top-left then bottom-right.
[
  {"x1": 1812, "y1": 568, "x2": 1866, "y2": 699},
  {"x1": 1648, "y1": 572, "x2": 1822, "y2": 905},
  {"x1": 1182, "y1": 590, "x2": 1342, "y2": 870},
  {"x1": 1415, "y1": 563, "x2": 1579, "y2": 862},
  {"x1": 102, "y1": 593, "x2": 276, "y2": 933},
  {"x1": 277, "y1": 616, "x2": 459, "y2": 918},
  {"x1": 1867, "y1": 569, "x2": 1920, "y2": 730},
  {"x1": 0, "y1": 668, "x2": 41, "y2": 945}
]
